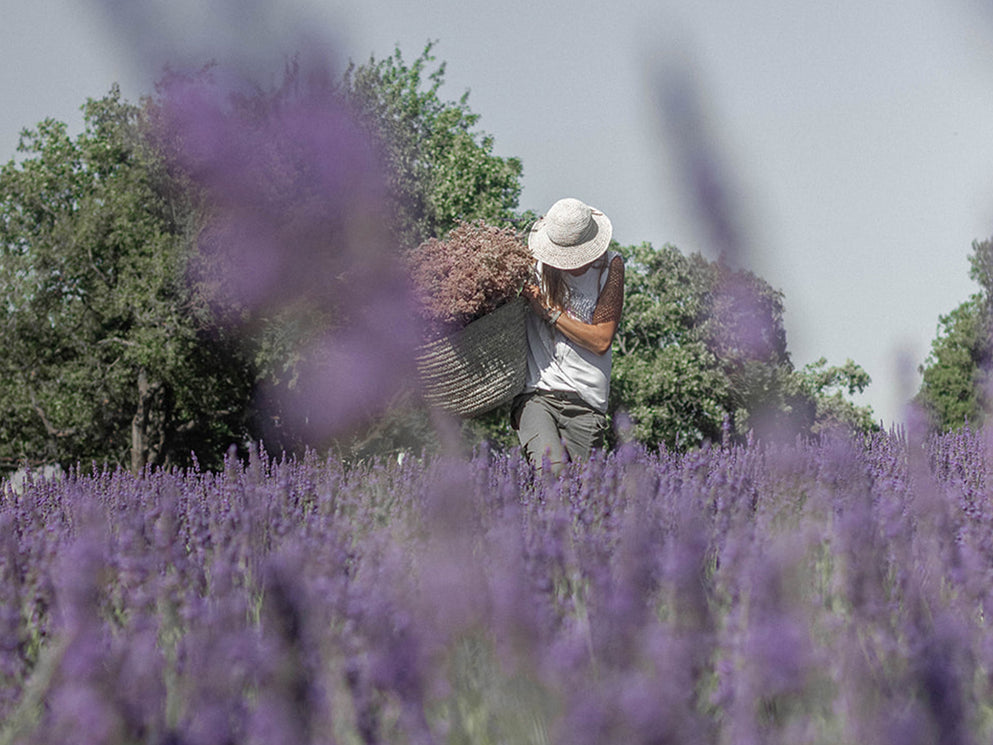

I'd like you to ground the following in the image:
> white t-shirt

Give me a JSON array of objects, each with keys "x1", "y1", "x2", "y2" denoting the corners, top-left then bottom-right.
[{"x1": 524, "y1": 251, "x2": 617, "y2": 412}]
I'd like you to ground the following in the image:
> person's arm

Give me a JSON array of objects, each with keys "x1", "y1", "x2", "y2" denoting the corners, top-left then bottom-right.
[{"x1": 527, "y1": 255, "x2": 625, "y2": 356}]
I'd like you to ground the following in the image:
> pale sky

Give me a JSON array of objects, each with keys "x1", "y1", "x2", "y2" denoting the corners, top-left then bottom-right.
[{"x1": 5, "y1": 0, "x2": 993, "y2": 427}]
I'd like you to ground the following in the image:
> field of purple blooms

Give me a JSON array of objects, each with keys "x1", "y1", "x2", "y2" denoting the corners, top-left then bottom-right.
[{"x1": 2, "y1": 426, "x2": 993, "y2": 745}]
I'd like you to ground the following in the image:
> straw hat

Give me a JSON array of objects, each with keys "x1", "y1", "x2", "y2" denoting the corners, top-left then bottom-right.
[
  {"x1": 528, "y1": 198, "x2": 613, "y2": 270},
  {"x1": 528, "y1": 197, "x2": 613, "y2": 269}
]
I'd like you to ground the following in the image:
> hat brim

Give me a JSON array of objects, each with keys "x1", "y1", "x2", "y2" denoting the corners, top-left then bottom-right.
[{"x1": 528, "y1": 209, "x2": 612, "y2": 270}]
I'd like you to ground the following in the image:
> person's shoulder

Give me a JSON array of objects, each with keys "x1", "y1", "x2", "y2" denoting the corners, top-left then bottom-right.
[{"x1": 607, "y1": 251, "x2": 624, "y2": 269}]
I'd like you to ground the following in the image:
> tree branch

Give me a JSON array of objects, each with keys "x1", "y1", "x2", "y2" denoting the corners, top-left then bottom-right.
[
  {"x1": 97, "y1": 336, "x2": 137, "y2": 347},
  {"x1": 28, "y1": 390, "x2": 78, "y2": 439}
]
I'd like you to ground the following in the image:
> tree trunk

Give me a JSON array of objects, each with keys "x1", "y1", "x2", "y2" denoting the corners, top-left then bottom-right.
[{"x1": 131, "y1": 368, "x2": 169, "y2": 473}]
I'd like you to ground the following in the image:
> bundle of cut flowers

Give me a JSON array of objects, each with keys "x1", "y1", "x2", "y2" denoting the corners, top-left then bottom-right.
[{"x1": 404, "y1": 220, "x2": 533, "y2": 341}]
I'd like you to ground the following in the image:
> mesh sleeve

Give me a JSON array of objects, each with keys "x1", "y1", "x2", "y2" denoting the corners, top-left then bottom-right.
[{"x1": 592, "y1": 254, "x2": 625, "y2": 325}]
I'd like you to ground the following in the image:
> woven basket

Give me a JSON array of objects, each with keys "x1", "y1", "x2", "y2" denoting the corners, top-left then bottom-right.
[{"x1": 415, "y1": 297, "x2": 528, "y2": 418}]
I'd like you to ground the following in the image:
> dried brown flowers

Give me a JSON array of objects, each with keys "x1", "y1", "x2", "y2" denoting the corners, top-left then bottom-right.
[{"x1": 404, "y1": 220, "x2": 533, "y2": 340}]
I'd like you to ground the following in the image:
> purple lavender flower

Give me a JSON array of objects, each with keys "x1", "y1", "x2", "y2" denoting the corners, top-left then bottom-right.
[
  {"x1": 156, "y1": 65, "x2": 422, "y2": 445},
  {"x1": 8, "y1": 419, "x2": 993, "y2": 742}
]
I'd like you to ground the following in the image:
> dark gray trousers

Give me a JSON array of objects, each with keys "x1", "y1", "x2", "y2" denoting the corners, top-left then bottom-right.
[{"x1": 512, "y1": 391, "x2": 608, "y2": 475}]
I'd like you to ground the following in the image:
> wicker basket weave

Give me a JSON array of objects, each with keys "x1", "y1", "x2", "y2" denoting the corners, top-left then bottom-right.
[{"x1": 415, "y1": 297, "x2": 528, "y2": 418}]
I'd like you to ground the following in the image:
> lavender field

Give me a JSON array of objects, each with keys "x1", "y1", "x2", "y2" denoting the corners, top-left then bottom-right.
[{"x1": 1, "y1": 426, "x2": 992, "y2": 745}]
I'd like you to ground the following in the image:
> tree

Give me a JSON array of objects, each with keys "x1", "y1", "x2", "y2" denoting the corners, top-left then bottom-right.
[
  {"x1": 0, "y1": 47, "x2": 529, "y2": 471},
  {"x1": 917, "y1": 237, "x2": 993, "y2": 430},
  {"x1": 611, "y1": 241, "x2": 875, "y2": 449},
  {"x1": 342, "y1": 42, "x2": 525, "y2": 250},
  {"x1": 0, "y1": 87, "x2": 256, "y2": 473},
  {"x1": 610, "y1": 242, "x2": 731, "y2": 448},
  {"x1": 790, "y1": 357, "x2": 876, "y2": 434}
]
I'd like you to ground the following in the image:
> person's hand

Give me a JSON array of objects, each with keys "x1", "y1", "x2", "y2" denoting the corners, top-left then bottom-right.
[
  {"x1": 522, "y1": 282, "x2": 565, "y2": 326},
  {"x1": 522, "y1": 283, "x2": 547, "y2": 317}
]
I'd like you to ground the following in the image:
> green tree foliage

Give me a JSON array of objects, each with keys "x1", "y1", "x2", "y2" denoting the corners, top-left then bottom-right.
[
  {"x1": 0, "y1": 49, "x2": 875, "y2": 468},
  {"x1": 0, "y1": 87, "x2": 255, "y2": 472},
  {"x1": 0, "y1": 48, "x2": 528, "y2": 470},
  {"x1": 612, "y1": 242, "x2": 875, "y2": 449},
  {"x1": 791, "y1": 357, "x2": 876, "y2": 434},
  {"x1": 610, "y1": 242, "x2": 732, "y2": 448},
  {"x1": 342, "y1": 42, "x2": 524, "y2": 250},
  {"x1": 917, "y1": 237, "x2": 993, "y2": 430}
]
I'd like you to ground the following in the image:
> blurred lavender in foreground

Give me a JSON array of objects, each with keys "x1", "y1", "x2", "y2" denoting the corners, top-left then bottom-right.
[
  {"x1": 153, "y1": 65, "x2": 422, "y2": 443},
  {"x1": 654, "y1": 65, "x2": 747, "y2": 269},
  {"x1": 3, "y1": 428, "x2": 993, "y2": 742}
]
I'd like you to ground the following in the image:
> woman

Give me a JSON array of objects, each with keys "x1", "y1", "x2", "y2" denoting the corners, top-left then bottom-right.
[{"x1": 511, "y1": 197, "x2": 625, "y2": 474}]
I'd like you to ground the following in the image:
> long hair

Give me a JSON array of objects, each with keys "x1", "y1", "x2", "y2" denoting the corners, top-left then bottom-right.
[
  {"x1": 540, "y1": 255, "x2": 608, "y2": 311},
  {"x1": 540, "y1": 264, "x2": 569, "y2": 311}
]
